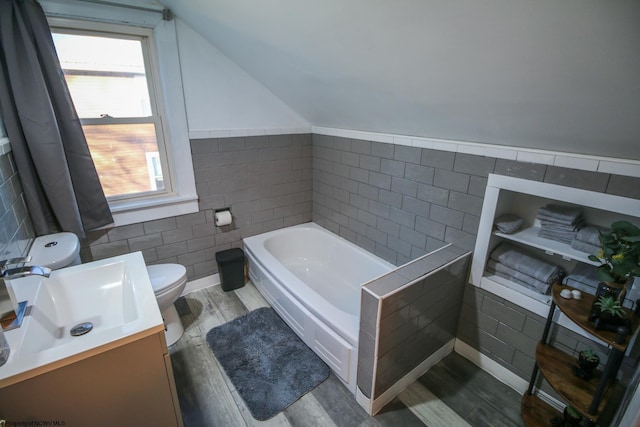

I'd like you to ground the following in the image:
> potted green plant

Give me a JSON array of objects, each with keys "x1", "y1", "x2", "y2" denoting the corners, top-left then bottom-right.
[
  {"x1": 588, "y1": 220, "x2": 640, "y2": 301},
  {"x1": 578, "y1": 349, "x2": 599, "y2": 370},
  {"x1": 563, "y1": 405, "x2": 583, "y2": 426},
  {"x1": 594, "y1": 296, "x2": 625, "y2": 318},
  {"x1": 573, "y1": 349, "x2": 600, "y2": 380},
  {"x1": 588, "y1": 295, "x2": 632, "y2": 334}
]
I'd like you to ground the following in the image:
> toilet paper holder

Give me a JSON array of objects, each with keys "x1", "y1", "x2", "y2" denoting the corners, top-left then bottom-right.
[{"x1": 214, "y1": 208, "x2": 233, "y2": 227}]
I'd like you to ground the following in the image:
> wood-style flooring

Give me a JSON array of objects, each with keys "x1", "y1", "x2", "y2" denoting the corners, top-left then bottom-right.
[{"x1": 169, "y1": 282, "x2": 524, "y2": 427}]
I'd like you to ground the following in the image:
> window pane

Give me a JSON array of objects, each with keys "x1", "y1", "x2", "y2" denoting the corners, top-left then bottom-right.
[
  {"x1": 53, "y1": 33, "x2": 151, "y2": 118},
  {"x1": 83, "y1": 123, "x2": 164, "y2": 197}
]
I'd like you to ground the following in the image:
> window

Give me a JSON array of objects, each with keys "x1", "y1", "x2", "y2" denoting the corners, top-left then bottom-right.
[
  {"x1": 51, "y1": 26, "x2": 171, "y2": 200},
  {"x1": 145, "y1": 152, "x2": 163, "y2": 191},
  {"x1": 45, "y1": 14, "x2": 197, "y2": 227}
]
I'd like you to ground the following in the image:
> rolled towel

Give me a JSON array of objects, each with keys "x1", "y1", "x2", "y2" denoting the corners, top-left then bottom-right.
[
  {"x1": 486, "y1": 260, "x2": 551, "y2": 294},
  {"x1": 570, "y1": 239, "x2": 600, "y2": 255},
  {"x1": 576, "y1": 225, "x2": 608, "y2": 246},
  {"x1": 537, "y1": 204, "x2": 583, "y2": 225},
  {"x1": 490, "y1": 242, "x2": 565, "y2": 285},
  {"x1": 494, "y1": 214, "x2": 523, "y2": 234}
]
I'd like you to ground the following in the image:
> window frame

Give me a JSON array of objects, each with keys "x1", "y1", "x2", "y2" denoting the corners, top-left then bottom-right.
[{"x1": 46, "y1": 13, "x2": 198, "y2": 226}]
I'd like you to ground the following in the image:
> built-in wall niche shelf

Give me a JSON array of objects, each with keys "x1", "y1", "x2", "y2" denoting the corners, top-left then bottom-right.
[
  {"x1": 494, "y1": 226, "x2": 601, "y2": 268},
  {"x1": 471, "y1": 174, "x2": 640, "y2": 349}
]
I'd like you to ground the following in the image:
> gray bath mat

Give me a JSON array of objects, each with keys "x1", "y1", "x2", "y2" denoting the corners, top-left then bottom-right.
[{"x1": 206, "y1": 307, "x2": 330, "y2": 420}]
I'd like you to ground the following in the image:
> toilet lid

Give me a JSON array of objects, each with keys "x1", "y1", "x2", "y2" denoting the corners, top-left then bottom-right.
[
  {"x1": 28, "y1": 232, "x2": 80, "y2": 269},
  {"x1": 146, "y1": 264, "x2": 187, "y2": 293}
]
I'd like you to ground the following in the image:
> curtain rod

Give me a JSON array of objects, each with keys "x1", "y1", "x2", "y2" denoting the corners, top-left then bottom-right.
[{"x1": 76, "y1": 0, "x2": 173, "y2": 20}]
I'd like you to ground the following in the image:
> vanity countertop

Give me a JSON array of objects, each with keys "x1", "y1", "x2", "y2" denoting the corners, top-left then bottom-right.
[{"x1": 0, "y1": 252, "x2": 163, "y2": 388}]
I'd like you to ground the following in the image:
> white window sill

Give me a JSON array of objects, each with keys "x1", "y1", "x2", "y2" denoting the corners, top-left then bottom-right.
[
  {"x1": 0, "y1": 139, "x2": 199, "y2": 226},
  {"x1": 110, "y1": 194, "x2": 199, "y2": 226}
]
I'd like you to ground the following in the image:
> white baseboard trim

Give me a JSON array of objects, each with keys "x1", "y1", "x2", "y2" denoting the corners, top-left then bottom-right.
[
  {"x1": 369, "y1": 339, "x2": 455, "y2": 415},
  {"x1": 182, "y1": 273, "x2": 220, "y2": 296},
  {"x1": 454, "y1": 339, "x2": 564, "y2": 412},
  {"x1": 355, "y1": 387, "x2": 372, "y2": 414}
]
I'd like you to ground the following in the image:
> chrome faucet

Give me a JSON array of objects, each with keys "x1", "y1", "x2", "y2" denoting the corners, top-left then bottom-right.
[{"x1": 0, "y1": 257, "x2": 51, "y2": 331}]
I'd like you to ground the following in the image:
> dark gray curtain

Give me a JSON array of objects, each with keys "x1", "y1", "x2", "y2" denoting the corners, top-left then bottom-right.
[{"x1": 0, "y1": 0, "x2": 113, "y2": 239}]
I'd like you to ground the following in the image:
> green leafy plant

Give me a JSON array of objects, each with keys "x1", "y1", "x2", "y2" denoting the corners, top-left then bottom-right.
[
  {"x1": 576, "y1": 348, "x2": 600, "y2": 378},
  {"x1": 594, "y1": 296, "x2": 625, "y2": 318},
  {"x1": 579, "y1": 349, "x2": 599, "y2": 363},
  {"x1": 564, "y1": 405, "x2": 583, "y2": 425},
  {"x1": 588, "y1": 221, "x2": 640, "y2": 284},
  {"x1": 566, "y1": 406, "x2": 581, "y2": 418}
]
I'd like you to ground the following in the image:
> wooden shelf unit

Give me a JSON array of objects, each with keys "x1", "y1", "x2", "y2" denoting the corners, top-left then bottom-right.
[
  {"x1": 523, "y1": 283, "x2": 638, "y2": 426},
  {"x1": 521, "y1": 393, "x2": 560, "y2": 426}
]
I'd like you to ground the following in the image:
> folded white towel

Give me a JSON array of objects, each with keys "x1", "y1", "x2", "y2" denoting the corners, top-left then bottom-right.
[
  {"x1": 486, "y1": 260, "x2": 551, "y2": 294},
  {"x1": 489, "y1": 242, "x2": 565, "y2": 285}
]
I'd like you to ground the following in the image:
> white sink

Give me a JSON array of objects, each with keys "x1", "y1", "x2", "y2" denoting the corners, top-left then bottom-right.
[
  {"x1": 20, "y1": 260, "x2": 140, "y2": 354},
  {"x1": 1, "y1": 252, "x2": 163, "y2": 386}
]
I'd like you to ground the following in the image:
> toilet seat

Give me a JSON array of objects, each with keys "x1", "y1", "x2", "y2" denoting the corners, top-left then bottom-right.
[
  {"x1": 147, "y1": 264, "x2": 187, "y2": 295},
  {"x1": 146, "y1": 263, "x2": 188, "y2": 346}
]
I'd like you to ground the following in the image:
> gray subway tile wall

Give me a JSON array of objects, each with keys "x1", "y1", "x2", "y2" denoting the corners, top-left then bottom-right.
[
  {"x1": 312, "y1": 133, "x2": 640, "y2": 393},
  {"x1": 86, "y1": 134, "x2": 312, "y2": 279},
  {"x1": 0, "y1": 152, "x2": 34, "y2": 259},
  {"x1": 357, "y1": 289, "x2": 379, "y2": 398},
  {"x1": 456, "y1": 284, "x2": 637, "y2": 385},
  {"x1": 313, "y1": 134, "x2": 640, "y2": 269},
  {"x1": 357, "y1": 245, "x2": 470, "y2": 401},
  {"x1": 3, "y1": 131, "x2": 637, "y2": 396}
]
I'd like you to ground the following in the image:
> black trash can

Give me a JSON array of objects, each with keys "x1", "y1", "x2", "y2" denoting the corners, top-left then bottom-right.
[{"x1": 216, "y1": 248, "x2": 245, "y2": 291}]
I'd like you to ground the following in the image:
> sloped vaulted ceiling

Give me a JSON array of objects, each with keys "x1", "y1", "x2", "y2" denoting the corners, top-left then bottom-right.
[{"x1": 159, "y1": 0, "x2": 640, "y2": 160}]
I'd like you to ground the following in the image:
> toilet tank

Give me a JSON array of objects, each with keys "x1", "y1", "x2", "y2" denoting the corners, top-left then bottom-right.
[{"x1": 27, "y1": 232, "x2": 81, "y2": 270}]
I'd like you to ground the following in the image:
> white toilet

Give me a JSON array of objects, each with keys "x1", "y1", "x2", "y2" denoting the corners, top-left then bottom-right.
[
  {"x1": 145, "y1": 263, "x2": 187, "y2": 346},
  {"x1": 28, "y1": 232, "x2": 82, "y2": 269},
  {"x1": 27, "y1": 232, "x2": 188, "y2": 346}
]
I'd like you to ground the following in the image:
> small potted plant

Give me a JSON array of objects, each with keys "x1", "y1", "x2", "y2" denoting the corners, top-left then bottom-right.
[
  {"x1": 588, "y1": 220, "x2": 640, "y2": 301},
  {"x1": 563, "y1": 405, "x2": 583, "y2": 426},
  {"x1": 578, "y1": 349, "x2": 599, "y2": 370},
  {"x1": 591, "y1": 295, "x2": 625, "y2": 322},
  {"x1": 588, "y1": 295, "x2": 632, "y2": 334},
  {"x1": 573, "y1": 349, "x2": 600, "y2": 380}
]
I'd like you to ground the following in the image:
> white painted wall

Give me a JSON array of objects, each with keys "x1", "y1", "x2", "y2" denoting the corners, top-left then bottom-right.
[
  {"x1": 37, "y1": 0, "x2": 308, "y2": 137},
  {"x1": 159, "y1": 0, "x2": 640, "y2": 160},
  {"x1": 175, "y1": 20, "x2": 309, "y2": 135}
]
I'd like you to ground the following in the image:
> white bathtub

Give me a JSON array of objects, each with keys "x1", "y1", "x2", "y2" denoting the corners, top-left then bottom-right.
[{"x1": 243, "y1": 222, "x2": 394, "y2": 392}]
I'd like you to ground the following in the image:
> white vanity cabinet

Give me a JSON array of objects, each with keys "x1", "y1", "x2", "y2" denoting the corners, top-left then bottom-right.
[
  {"x1": 0, "y1": 330, "x2": 183, "y2": 426},
  {"x1": 471, "y1": 174, "x2": 640, "y2": 340}
]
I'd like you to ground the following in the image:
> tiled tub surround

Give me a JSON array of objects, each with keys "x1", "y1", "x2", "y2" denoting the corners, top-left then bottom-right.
[
  {"x1": 357, "y1": 244, "x2": 471, "y2": 415},
  {"x1": 312, "y1": 133, "x2": 640, "y2": 412},
  {"x1": 0, "y1": 151, "x2": 34, "y2": 259},
  {"x1": 86, "y1": 134, "x2": 312, "y2": 280}
]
